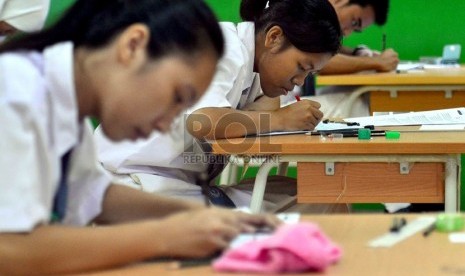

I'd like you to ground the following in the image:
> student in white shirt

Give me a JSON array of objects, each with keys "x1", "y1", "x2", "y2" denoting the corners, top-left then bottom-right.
[
  {"x1": 0, "y1": 0, "x2": 49, "y2": 41},
  {"x1": 95, "y1": 0, "x2": 343, "y2": 212},
  {"x1": 0, "y1": 0, "x2": 279, "y2": 274}
]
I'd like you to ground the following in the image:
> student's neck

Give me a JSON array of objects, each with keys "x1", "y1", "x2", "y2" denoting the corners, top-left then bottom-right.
[
  {"x1": 73, "y1": 48, "x2": 100, "y2": 121},
  {"x1": 253, "y1": 35, "x2": 266, "y2": 73}
]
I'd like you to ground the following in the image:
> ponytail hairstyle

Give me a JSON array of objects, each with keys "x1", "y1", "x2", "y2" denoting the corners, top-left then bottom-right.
[
  {"x1": 240, "y1": 0, "x2": 341, "y2": 55},
  {"x1": 0, "y1": 0, "x2": 224, "y2": 60}
]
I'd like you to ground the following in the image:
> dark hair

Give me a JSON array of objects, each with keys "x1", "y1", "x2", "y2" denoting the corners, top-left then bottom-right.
[
  {"x1": 349, "y1": 0, "x2": 389, "y2": 26},
  {"x1": 240, "y1": 0, "x2": 342, "y2": 55},
  {"x1": 0, "y1": 0, "x2": 224, "y2": 59}
]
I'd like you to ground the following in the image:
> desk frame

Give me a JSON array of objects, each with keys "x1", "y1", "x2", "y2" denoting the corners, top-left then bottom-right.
[
  {"x1": 245, "y1": 154, "x2": 461, "y2": 213},
  {"x1": 340, "y1": 85, "x2": 465, "y2": 116}
]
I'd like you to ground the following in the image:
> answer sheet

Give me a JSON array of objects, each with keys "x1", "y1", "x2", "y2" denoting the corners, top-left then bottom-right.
[{"x1": 344, "y1": 108, "x2": 465, "y2": 127}]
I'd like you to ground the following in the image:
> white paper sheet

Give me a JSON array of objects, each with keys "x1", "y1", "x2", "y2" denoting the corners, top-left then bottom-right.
[
  {"x1": 419, "y1": 124, "x2": 465, "y2": 131},
  {"x1": 344, "y1": 108, "x2": 465, "y2": 127}
]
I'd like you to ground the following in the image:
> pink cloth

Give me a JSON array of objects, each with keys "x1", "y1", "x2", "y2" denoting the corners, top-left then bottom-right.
[{"x1": 213, "y1": 222, "x2": 342, "y2": 273}]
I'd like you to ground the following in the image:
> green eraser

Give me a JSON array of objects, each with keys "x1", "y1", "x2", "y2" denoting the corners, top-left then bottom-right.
[
  {"x1": 435, "y1": 214, "x2": 465, "y2": 232},
  {"x1": 358, "y1": 128, "x2": 371, "y2": 140},
  {"x1": 386, "y1": 131, "x2": 401, "y2": 140}
]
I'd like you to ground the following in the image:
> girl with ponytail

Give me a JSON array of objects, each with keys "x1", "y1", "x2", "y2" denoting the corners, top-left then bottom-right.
[
  {"x1": 0, "y1": 0, "x2": 279, "y2": 274},
  {"x1": 95, "y1": 0, "x2": 343, "y2": 214}
]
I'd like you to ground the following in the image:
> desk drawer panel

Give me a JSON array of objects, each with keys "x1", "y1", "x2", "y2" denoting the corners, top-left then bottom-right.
[
  {"x1": 297, "y1": 162, "x2": 444, "y2": 203},
  {"x1": 369, "y1": 90, "x2": 465, "y2": 113}
]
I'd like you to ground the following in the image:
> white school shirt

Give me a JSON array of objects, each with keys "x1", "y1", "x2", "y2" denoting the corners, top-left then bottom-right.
[
  {"x1": 0, "y1": 42, "x2": 111, "y2": 232},
  {"x1": 0, "y1": 0, "x2": 49, "y2": 32},
  {"x1": 95, "y1": 22, "x2": 262, "y2": 196}
]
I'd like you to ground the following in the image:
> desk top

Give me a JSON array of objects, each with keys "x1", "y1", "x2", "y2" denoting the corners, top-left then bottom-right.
[
  {"x1": 317, "y1": 66, "x2": 465, "y2": 86},
  {"x1": 211, "y1": 130, "x2": 465, "y2": 155},
  {"x1": 84, "y1": 214, "x2": 465, "y2": 276}
]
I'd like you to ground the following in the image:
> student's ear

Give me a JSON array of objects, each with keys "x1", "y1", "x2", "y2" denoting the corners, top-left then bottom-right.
[
  {"x1": 264, "y1": 25, "x2": 286, "y2": 53},
  {"x1": 116, "y1": 24, "x2": 150, "y2": 66}
]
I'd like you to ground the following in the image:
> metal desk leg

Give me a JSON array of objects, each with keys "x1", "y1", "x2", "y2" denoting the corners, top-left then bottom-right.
[
  {"x1": 445, "y1": 155, "x2": 459, "y2": 212},
  {"x1": 277, "y1": 162, "x2": 289, "y2": 176},
  {"x1": 219, "y1": 162, "x2": 233, "y2": 185},
  {"x1": 250, "y1": 157, "x2": 279, "y2": 213}
]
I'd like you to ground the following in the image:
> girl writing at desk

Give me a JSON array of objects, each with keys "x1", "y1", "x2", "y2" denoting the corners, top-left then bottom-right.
[
  {"x1": 0, "y1": 0, "x2": 279, "y2": 274},
  {"x1": 95, "y1": 0, "x2": 344, "y2": 213}
]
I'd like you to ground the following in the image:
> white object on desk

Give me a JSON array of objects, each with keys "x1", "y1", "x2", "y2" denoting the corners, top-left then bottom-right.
[
  {"x1": 345, "y1": 107, "x2": 465, "y2": 127},
  {"x1": 419, "y1": 124, "x2": 465, "y2": 131},
  {"x1": 229, "y1": 212, "x2": 301, "y2": 248},
  {"x1": 396, "y1": 61, "x2": 460, "y2": 73},
  {"x1": 368, "y1": 216, "x2": 436, "y2": 248},
  {"x1": 396, "y1": 62, "x2": 424, "y2": 72},
  {"x1": 449, "y1": 233, "x2": 465, "y2": 243}
]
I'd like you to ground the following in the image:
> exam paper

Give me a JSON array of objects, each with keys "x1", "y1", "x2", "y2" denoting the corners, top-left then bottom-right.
[
  {"x1": 344, "y1": 108, "x2": 465, "y2": 127},
  {"x1": 419, "y1": 124, "x2": 465, "y2": 131},
  {"x1": 396, "y1": 62, "x2": 424, "y2": 71},
  {"x1": 254, "y1": 122, "x2": 360, "y2": 137}
]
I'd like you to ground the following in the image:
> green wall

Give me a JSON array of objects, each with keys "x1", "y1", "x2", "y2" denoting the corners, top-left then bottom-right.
[{"x1": 45, "y1": 0, "x2": 75, "y2": 27}]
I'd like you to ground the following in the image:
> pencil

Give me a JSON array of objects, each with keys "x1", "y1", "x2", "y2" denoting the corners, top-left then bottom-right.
[{"x1": 423, "y1": 223, "x2": 436, "y2": 237}]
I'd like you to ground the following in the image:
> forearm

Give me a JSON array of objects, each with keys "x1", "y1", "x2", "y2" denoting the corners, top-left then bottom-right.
[
  {"x1": 95, "y1": 184, "x2": 204, "y2": 224},
  {"x1": 241, "y1": 95, "x2": 280, "y2": 111},
  {"x1": 319, "y1": 54, "x2": 380, "y2": 75},
  {"x1": 187, "y1": 107, "x2": 283, "y2": 139},
  {"x1": 0, "y1": 222, "x2": 169, "y2": 275}
]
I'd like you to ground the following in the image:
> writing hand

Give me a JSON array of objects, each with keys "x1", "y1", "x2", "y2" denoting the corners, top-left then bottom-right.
[
  {"x1": 375, "y1": 49, "x2": 400, "y2": 72},
  {"x1": 274, "y1": 100, "x2": 323, "y2": 131},
  {"x1": 153, "y1": 208, "x2": 280, "y2": 258}
]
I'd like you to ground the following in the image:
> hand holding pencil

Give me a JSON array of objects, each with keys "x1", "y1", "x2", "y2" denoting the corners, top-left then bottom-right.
[{"x1": 274, "y1": 98, "x2": 323, "y2": 131}]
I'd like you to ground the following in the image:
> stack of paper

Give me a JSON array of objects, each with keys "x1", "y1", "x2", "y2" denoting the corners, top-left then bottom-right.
[{"x1": 344, "y1": 108, "x2": 465, "y2": 128}]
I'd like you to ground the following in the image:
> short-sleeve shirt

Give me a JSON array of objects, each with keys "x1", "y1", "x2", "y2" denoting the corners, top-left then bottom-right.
[{"x1": 0, "y1": 42, "x2": 111, "y2": 232}]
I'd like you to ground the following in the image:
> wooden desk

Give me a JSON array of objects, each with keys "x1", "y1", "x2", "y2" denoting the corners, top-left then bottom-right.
[
  {"x1": 83, "y1": 214, "x2": 465, "y2": 276},
  {"x1": 316, "y1": 67, "x2": 465, "y2": 114},
  {"x1": 211, "y1": 131, "x2": 464, "y2": 213}
]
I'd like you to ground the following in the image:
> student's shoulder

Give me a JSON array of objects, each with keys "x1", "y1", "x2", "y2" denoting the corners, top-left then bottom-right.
[
  {"x1": 218, "y1": 22, "x2": 250, "y2": 65},
  {"x1": 219, "y1": 22, "x2": 241, "y2": 43},
  {"x1": 0, "y1": 51, "x2": 45, "y2": 100},
  {"x1": 0, "y1": 51, "x2": 44, "y2": 80}
]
